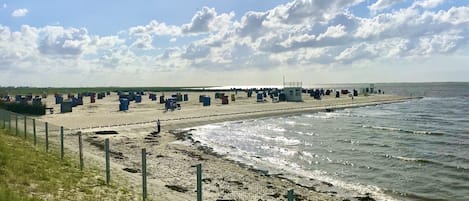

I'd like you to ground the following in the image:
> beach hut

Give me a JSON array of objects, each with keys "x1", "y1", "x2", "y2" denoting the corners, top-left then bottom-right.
[
  {"x1": 76, "y1": 97, "x2": 83, "y2": 105},
  {"x1": 135, "y1": 95, "x2": 142, "y2": 103},
  {"x1": 32, "y1": 98, "x2": 42, "y2": 105},
  {"x1": 256, "y1": 92, "x2": 264, "y2": 102},
  {"x1": 159, "y1": 95, "x2": 165, "y2": 104},
  {"x1": 165, "y1": 97, "x2": 178, "y2": 110},
  {"x1": 247, "y1": 90, "x2": 253, "y2": 98},
  {"x1": 61, "y1": 101, "x2": 72, "y2": 113},
  {"x1": 202, "y1": 96, "x2": 211, "y2": 106},
  {"x1": 55, "y1": 96, "x2": 63, "y2": 104},
  {"x1": 284, "y1": 87, "x2": 302, "y2": 102},
  {"x1": 222, "y1": 96, "x2": 229, "y2": 104},
  {"x1": 119, "y1": 98, "x2": 129, "y2": 111}
]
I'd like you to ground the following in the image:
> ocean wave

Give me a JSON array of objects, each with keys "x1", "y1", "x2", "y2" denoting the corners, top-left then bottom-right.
[
  {"x1": 387, "y1": 155, "x2": 469, "y2": 171},
  {"x1": 361, "y1": 125, "x2": 444, "y2": 135},
  {"x1": 358, "y1": 142, "x2": 391, "y2": 148}
]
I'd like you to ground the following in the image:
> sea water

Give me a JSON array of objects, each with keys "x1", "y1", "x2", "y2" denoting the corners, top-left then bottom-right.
[{"x1": 189, "y1": 82, "x2": 469, "y2": 200}]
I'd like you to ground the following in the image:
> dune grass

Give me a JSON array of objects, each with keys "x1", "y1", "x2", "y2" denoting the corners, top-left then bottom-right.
[{"x1": 0, "y1": 128, "x2": 136, "y2": 201}]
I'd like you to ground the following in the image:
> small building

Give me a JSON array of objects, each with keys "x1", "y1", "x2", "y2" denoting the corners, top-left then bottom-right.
[{"x1": 283, "y1": 82, "x2": 303, "y2": 102}]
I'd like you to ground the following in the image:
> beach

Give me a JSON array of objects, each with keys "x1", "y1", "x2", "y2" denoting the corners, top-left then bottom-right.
[{"x1": 36, "y1": 91, "x2": 414, "y2": 200}]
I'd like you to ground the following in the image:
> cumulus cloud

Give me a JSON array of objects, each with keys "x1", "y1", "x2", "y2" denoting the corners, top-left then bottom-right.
[
  {"x1": 368, "y1": 0, "x2": 406, "y2": 13},
  {"x1": 412, "y1": 0, "x2": 445, "y2": 9},
  {"x1": 129, "y1": 20, "x2": 180, "y2": 36},
  {"x1": 131, "y1": 34, "x2": 153, "y2": 50},
  {"x1": 182, "y1": 7, "x2": 217, "y2": 33},
  {"x1": 1, "y1": 0, "x2": 469, "y2": 80},
  {"x1": 38, "y1": 26, "x2": 91, "y2": 56},
  {"x1": 181, "y1": 7, "x2": 234, "y2": 34},
  {"x1": 11, "y1": 8, "x2": 28, "y2": 17}
]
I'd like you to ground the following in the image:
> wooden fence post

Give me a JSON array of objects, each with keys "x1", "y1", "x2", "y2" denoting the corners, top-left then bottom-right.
[
  {"x1": 78, "y1": 131, "x2": 83, "y2": 171},
  {"x1": 24, "y1": 116, "x2": 27, "y2": 139},
  {"x1": 60, "y1": 126, "x2": 64, "y2": 160},
  {"x1": 8, "y1": 112, "x2": 11, "y2": 131},
  {"x1": 33, "y1": 119, "x2": 36, "y2": 146},
  {"x1": 105, "y1": 138, "x2": 110, "y2": 185},
  {"x1": 15, "y1": 114, "x2": 18, "y2": 136},
  {"x1": 45, "y1": 122, "x2": 49, "y2": 152},
  {"x1": 142, "y1": 148, "x2": 147, "y2": 201},
  {"x1": 197, "y1": 164, "x2": 202, "y2": 201},
  {"x1": 288, "y1": 189, "x2": 294, "y2": 201},
  {"x1": 2, "y1": 111, "x2": 5, "y2": 129}
]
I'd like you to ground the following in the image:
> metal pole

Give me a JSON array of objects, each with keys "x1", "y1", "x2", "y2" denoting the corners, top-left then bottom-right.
[
  {"x1": 33, "y1": 119, "x2": 36, "y2": 146},
  {"x1": 60, "y1": 126, "x2": 64, "y2": 160},
  {"x1": 78, "y1": 131, "x2": 83, "y2": 171},
  {"x1": 105, "y1": 138, "x2": 110, "y2": 185},
  {"x1": 45, "y1": 122, "x2": 49, "y2": 152},
  {"x1": 142, "y1": 148, "x2": 147, "y2": 201},
  {"x1": 197, "y1": 164, "x2": 202, "y2": 201}
]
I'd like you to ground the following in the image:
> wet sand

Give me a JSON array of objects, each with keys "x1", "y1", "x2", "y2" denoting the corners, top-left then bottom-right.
[{"x1": 36, "y1": 91, "x2": 414, "y2": 200}]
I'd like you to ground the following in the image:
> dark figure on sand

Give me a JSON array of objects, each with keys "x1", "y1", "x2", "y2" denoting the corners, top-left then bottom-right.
[{"x1": 157, "y1": 119, "x2": 161, "y2": 133}]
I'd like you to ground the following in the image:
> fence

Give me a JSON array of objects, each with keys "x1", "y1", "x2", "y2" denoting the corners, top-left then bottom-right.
[{"x1": 0, "y1": 108, "x2": 297, "y2": 201}]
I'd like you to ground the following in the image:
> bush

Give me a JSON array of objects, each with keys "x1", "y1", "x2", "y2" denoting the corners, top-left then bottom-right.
[{"x1": 0, "y1": 102, "x2": 46, "y2": 115}]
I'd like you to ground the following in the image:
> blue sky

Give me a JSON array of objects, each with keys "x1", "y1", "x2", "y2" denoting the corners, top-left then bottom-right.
[{"x1": 0, "y1": 0, "x2": 468, "y2": 87}]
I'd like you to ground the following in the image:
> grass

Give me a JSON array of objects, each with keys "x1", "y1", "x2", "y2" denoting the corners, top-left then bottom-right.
[{"x1": 0, "y1": 128, "x2": 136, "y2": 201}]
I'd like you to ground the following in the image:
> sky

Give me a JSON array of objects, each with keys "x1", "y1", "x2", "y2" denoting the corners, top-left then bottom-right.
[{"x1": 0, "y1": 0, "x2": 468, "y2": 87}]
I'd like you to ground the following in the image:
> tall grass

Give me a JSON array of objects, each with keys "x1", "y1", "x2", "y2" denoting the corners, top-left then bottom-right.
[{"x1": 0, "y1": 129, "x2": 135, "y2": 201}]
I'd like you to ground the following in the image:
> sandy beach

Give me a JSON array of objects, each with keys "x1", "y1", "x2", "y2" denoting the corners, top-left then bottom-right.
[{"x1": 35, "y1": 91, "x2": 414, "y2": 200}]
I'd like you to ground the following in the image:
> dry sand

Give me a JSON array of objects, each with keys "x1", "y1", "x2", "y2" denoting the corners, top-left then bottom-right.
[{"x1": 35, "y1": 91, "x2": 415, "y2": 201}]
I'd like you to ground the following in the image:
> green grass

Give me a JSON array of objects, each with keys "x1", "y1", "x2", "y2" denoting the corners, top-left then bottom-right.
[{"x1": 0, "y1": 128, "x2": 135, "y2": 201}]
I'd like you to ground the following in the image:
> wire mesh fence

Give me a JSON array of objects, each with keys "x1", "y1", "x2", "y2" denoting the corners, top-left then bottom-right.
[{"x1": 0, "y1": 108, "x2": 297, "y2": 201}]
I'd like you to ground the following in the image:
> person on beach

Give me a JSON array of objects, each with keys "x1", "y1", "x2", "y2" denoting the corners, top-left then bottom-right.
[{"x1": 157, "y1": 119, "x2": 161, "y2": 133}]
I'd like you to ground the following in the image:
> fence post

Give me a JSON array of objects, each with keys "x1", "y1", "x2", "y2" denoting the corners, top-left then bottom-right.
[
  {"x1": 45, "y1": 122, "x2": 49, "y2": 152},
  {"x1": 105, "y1": 138, "x2": 110, "y2": 185},
  {"x1": 24, "y1": 116, "x2": 27, "y2": 139},
  {"x1": 78, "y1": 131, "x2": 83, "y2": 171},
  {"x1": 33, "y1": 119, "x2": 36, "y2": 146},
  {"x1": 197, "y1": 164, "x2": 202, "y2": 201},
  {"x1": 8, "y1": 112, "x2": 11, "y2": 131},
  {"x1": 288, "y1": 189, "x2": 294, "y2": 201},
  {"x1": 2, "y1": 111, "x2": 5, "y2": 129},
  {"x1": 60, "y1": 126, "x2": 64, "y2": 160},
  {"x1": 15, "y1": 114, "x2": 18, "y2": 136},
  {"x1": 142, "y1": 148, "x2": 147, "y2": 201}
]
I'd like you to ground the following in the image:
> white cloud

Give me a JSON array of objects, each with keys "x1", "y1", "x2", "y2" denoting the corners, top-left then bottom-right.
[
  {"x1": 412, "y1": 0, "x2": 445, "y2": 9},
  {"x1": 1, "y1": 0, "x2": 469, "y2": 86},
  {"x1": 130, "y1": 34, "x2": 153, "y2": 50},
  {"x1": 3, "y1": 3, "x2": 6, "y2": 8},
  {"x1": 129, "y1": 20, "x2": 180, "y2": 36},
  {"x1": 368, "y1": 0, "x2": 406, "y2": 13},
  {"x1": 182, "y1": 7, "x2": 217, "y2": 33},
  {"x1": 181, "y1": 7, "x2": 234, "y2": 34},
  {"x1": 11, "y1": 8, "x2": 28, "y2": 17}
]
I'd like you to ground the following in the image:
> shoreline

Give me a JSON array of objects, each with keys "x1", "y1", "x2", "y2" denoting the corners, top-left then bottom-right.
[
  {"x1": 164, "y1": 97, "x2": 418, "y2": 201},
  {"x1": 34, "y1": 93, "x2": 418, "y2": 200}
]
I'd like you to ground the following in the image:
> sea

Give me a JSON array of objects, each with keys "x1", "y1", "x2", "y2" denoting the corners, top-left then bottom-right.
[{"x1": 187, "y1": 82, "x2": 469, "y2": 201}]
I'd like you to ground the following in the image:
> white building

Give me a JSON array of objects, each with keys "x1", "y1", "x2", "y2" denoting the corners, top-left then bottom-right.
[{"x1": 283, "y1": 82, "x2": 302, "y2": 102}]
